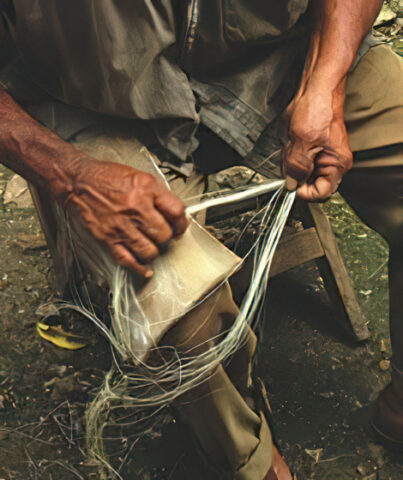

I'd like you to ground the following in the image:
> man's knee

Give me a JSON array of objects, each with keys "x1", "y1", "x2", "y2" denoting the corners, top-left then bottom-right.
[{"x1": 161, "y1": 282, "x2": 239, "y2": 356}]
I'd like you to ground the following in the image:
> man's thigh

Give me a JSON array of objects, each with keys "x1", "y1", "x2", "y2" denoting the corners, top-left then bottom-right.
[
  {"x1": 341, "y1": 45, "x2": 403, "y2": 242},
  {"x1": 345, "y1": 44, "x2": 403, "y2": 155}
]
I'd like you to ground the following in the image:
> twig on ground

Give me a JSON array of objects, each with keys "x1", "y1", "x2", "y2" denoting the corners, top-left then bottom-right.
[
  {"x1": 52, "y1": 460, "x2": 86, "y2": 480},
  {"x1": 117, "y1": 437, "x2": 140, "y2": 473}
]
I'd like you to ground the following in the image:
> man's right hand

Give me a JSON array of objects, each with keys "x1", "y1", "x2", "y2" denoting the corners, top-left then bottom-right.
[
  {"x1": 0, "y1": 91, "x2": 188, "y2": 277},
  {"x1": 66, "y1": 159, "x2": 188, "y2": 277}
]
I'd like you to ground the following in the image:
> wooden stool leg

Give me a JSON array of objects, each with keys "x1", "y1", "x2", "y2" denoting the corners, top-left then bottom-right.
[{"x1": 307, "y1": 203, "x2": 370, "y2": 341}]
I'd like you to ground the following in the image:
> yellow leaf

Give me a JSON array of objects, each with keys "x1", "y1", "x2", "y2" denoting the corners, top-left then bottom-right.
[{"x1": 36, "y1": 321, "x2": 87, "y2": 350}]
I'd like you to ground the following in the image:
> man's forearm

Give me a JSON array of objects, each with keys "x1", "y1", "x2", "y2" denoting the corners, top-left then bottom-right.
[
  {"x1": 301, "y1": 0, "x2": 383, "y2": 95},
  {"x1": 0, "y1": 91, "x2": 188, "y2": 276},
  {"x1": 284, "y1": 0, "x2": 383, "y2": 200},
  {"x1": 0, "y1": 89, "x2": 88, "y2": 199}
]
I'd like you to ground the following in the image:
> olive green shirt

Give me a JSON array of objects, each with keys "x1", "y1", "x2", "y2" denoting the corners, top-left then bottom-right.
[{"x1": 1, "y1": 1, "x2": 311, "y2": 174}]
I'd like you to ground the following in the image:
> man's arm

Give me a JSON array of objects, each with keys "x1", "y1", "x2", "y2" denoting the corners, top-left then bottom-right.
[
  {"x1": 284, "y1": 0, "x2": 383, "y2": 201},
  {"x1": 0, "y1": 89, "x2": 188, "y2": 276}
]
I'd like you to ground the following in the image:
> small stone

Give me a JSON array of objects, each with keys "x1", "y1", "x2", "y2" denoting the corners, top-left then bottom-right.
[
  {"x1": 380, "y1": 339, "x2": 387, "y2": 353},
  {"x1": 57, "y1": 365, "x2": 67, "y2": 376},
  {"x1": 3, "y1": 174, "x2": 32, "y2": 208},
  {"x1": 319, "y1": 391, "x2": 334, "y2": 398},
  {"x1": 357, "y1": 464, "x2": 367, "y2": 476},
  {"x1": 379, "y1": 359, "x2": 391, "y2": 371},
  {"x1": 43, "y1": 377, "x2": 57, "y2": 389}
]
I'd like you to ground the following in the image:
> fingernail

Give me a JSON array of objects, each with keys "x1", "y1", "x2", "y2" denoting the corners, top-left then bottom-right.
[
  {"x1": 285, "y1": 176, "x2": 298, "y2": 191},
  {"x1": 145, "y1": 270, "x2": 154, "y2": 279}
]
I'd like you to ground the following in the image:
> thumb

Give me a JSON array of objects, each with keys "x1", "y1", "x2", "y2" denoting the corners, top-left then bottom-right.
[{"x1": 285, "y1": 176, "x2": 298, "y2": 191}]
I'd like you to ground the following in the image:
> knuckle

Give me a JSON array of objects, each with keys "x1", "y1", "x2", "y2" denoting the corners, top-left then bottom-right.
[
  {"x1": 137, "y1": 243, "x2": 159, "y2": 262},
  {"x1": 116, "y1": 255, "x2": 129, "y2": 266},
  {"x1": 137, "y1": 172, "x2": 155, "y2": 187},
  {"x1": 138, "y1": 171, "x2": 153, "y2": 182},
  {"x1": 113, "y1": 249, "x2": 143, "y2": 273},
  {"x1": 112, "y1": 249, "x2": 130, "y2": 266},
  {"x1": 167, "y1": 200, "x2": 185, "y2": 218},
  {"x1": 159, "y1": 228, "x2": 174, "y2": 244}
]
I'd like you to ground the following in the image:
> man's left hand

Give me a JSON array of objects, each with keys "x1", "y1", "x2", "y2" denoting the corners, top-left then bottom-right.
[{"x1": 284, "y1": 83, "x2": 353, "y2": 202}]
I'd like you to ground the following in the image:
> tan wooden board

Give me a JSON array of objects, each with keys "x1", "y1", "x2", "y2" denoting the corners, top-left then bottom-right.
[{"x1": 271, "y1": 227, "x2": 324, "y2": 277}]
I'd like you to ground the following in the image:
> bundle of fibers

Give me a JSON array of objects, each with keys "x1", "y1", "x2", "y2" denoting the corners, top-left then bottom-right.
[{"x1": 57, "y1": 179, "x2": 295, "y2": 475}]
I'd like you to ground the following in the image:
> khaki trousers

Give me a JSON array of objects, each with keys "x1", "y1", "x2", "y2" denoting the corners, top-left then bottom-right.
[{"x1": 342, "y1": 45, "x2": 403, "y2": 377}]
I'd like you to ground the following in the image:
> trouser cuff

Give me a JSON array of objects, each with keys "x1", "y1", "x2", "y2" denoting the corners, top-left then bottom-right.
[{"x1": 235, "y1": 413, "x2": 273, "y2": 480}]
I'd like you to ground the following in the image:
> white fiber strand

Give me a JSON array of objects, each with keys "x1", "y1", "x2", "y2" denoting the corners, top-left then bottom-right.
[
  {"x1": 185, "y1": 180, "x2": 284, "y2": 215},
  {"x1": 59, "y1": 180, "x2": 296, "y2": 470}
]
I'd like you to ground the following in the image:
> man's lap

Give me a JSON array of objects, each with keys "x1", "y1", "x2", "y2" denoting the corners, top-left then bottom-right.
[
  {"x1": 345, "y1": 44, "x2": 403, "y2": 158},
  {"x1": 340, "y1": 45, "x2": 403, "y2": 242}
]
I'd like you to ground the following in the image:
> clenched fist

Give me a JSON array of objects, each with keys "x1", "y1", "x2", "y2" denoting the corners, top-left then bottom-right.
[
  {"x1": 66, "y1": 159, "x2": 188, "y2": 277},
  {"x1": 284, "y1": 82, "x2": 353, "y2": 202}
]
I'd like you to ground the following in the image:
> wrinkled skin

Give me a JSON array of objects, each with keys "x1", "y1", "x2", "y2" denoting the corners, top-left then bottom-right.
[
  {"x1": 67, "y1": 159, "x2": 188, "y2": 277},
  {"x1": 284, "y1": 82, "x2": 353, "y2": 202},
  {"x1": 283, "y1": 0, "x2": 382, "y2": 203},
  {"x1": 0, "y1": 90, "x2": 188, "y2": 277}
]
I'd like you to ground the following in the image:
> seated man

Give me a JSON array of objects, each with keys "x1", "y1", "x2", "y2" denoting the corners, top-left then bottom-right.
[{"x1": 0, "y1": 1, "x2": 401, "y2": 478}]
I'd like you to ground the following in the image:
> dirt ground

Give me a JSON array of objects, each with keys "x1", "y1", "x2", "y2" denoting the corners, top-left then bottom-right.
[{"x1": 0, "y1": 162, "x2": 402, "y2": 480}]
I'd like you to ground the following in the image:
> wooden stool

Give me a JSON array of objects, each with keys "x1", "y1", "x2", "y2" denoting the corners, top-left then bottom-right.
[
  {"x1": 207, "y1": 195, "x2": 370, "y2": 342},
  {"x1": 271, "y1": 201, "x2": 369, "y2": 341}
]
